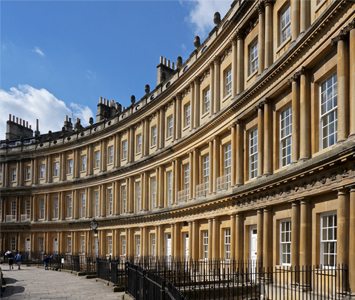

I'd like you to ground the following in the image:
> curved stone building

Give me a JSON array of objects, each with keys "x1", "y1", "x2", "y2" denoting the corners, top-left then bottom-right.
[{"x1": 1, "y1": 0, "x2": 355, "y2": 292}]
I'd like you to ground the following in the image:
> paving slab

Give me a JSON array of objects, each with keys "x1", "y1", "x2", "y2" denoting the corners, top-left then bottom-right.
[{"x1": 1, "y1": 266, "x2": 125, "y2": 300}]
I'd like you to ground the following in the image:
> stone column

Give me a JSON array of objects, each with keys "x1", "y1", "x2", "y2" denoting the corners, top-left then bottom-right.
[
  {"x1": 160, "y1": 107, "x2": 165, "y2": 148},
  {"x1": 209, "y1": 63, "x2": 215, "y2": 117},
  {"x1": 192, "y1": 220, "x2": 199, "y2": 260},
  {"x1": 19, "y1": 161, "x2": 23, "y2": 186},
  {"x1": 212, "y1": 217, "x2": 219, "y2": 259},
  {"x1": 74, "y1": 149, "x2": 79, "y2": 178},
  {"x1": 263, "y1": 207, "x2": 272, "y2": 270},
  {"x1": 263, "y1": 99, "x2": 272, "y2": 175},
  {"x1": 208, "y1": 139, "x2": 213, "y2": 194},
  {"x1": 299, "y1": 68, "x2": 310, "y2": 160},
  {"x1": 291, "y1": 76, "x2": 300, "y2": 162},
  {"x1": 208, "y1": 218, "x2": 213, "y2": 260},
  {"x1": 291, "y1": 0, "x2": 300, "y2": 42},
  {"x1": 129, "y1": 126, "x2": 134, "y2": 161},
  {"x1": 172, "y1": 100, "x2": 176, "y2": 143},
  {"x1": 214, "y1": 58, "x2": 220, "y2": 113},
  {"x1": 59, "y1": 192, "x2": 64, "y2": 221},
  {"x1": 235, "y1": 213, "x2": 243, "y2": 261},
  {"x1": 300, "y1": 0, "x2": 310, "y2": 34},
  {"x1": 188, "y1": 222, "x2": 193, "y2": 260},
  {"x1": 332, "y1": 33, "x2": 349, "y2": 142},
  {"x1": 257, "y1": 104, "x2": 264, "y2": 177},
  {"x1": 189, "y1": 151, "x2": 193, "y2": 200},
  {"x1": 232, "y1": 38, "x2": 238, "y2": 97},
  {"x1": 265, "y1": 0, "x2": 273, "y2": 68},
  {"x1": 171, "y1": 160, "x2": 175, "y2": 205},
  {"x1": 257, "y1": 209, "x2": 263, "y2": 263},
  {"x1": 213, "y1": 136, "x2": 219, "y2": 194},
  {"x1": 236, "y1": 120, "x2": 244, "y2": 186},
  {"x1": 192, "y1": 149, "x2": 198, "y2": 199},
  {"x1": 142, "y1": 172, "x2": 148, "y2": 210},
  {"x1": 159, "y1": 166, "x2": 164, "y2": 207},
  {"x1": 194, "y1": 78, "x2": 200, "y2": 129},
  {"x1": 349, "y1": 187, "x2": 355, "y2": 294},
  {"x1": 190, "y1": 82, "x2": 194, "y2": 131},
  {"x1": 258, "y1": 2, "x2": 265, "y2": 74},
  {"x1": 236, "y1": 31, "x2": 244, "y2": 94},
  {"x1": 300, "y1": 198, "x2": 311, "y2": 268},
  {"x1": 291, "y1": 201, "x2": 300, "y2": 267},
  {"x1": 87, "y1": 145, "x2": 93, "y2": 175},
  {"x1": 174, "y1": 158, "x2": 180, "y2": 204},
  {"x1": 101, "y1": 139, "x2": 107, "y2": 172},
  {"x1": 115, "y1": 134, "x2": 121, "y2": 168},
  {"x1": 230, "y1": 214, "x2": 236, "y2": 260},
  {"x1": 350, "y1": 22, "x2": 355, "y2": 137},
  {"x1": 337, "y1": 188, "x2": 349, "y2": 266},
  {"x1": 156, "y1": 109, "x2": 160, "y2": 149},
  {"x1": 175, "y1": 94, "x2": 182, "y2": 139},
  {"x1": 231, "y1": 124, "x2": 236, "y2": 186},
  {"x1": 87, "y1": 187, "x2": 92, "y2": 218}
]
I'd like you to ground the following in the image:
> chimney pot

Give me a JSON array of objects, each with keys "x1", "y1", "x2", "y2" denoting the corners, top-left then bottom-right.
[
  {"x1": 163, "y1": 57, "x2": 166, "y2": 65},
  {"x1": 100, "y1": 96, "x2": 102, "y2": 104},
  {"x1": 26, "y1": 121, "x2": 28, "y2": 127},
  {"x1": 9, "y1": 114, "x2": 11, "y2": 121},
  {"x1": 16, "y1": 117, "x2": 19, "y2": 124},
  {"x1": 172, "y1": 62, "x2": 175, "y2": 70},
  {"x1": 29, "y1": 125, "x2": 31, "y2": 129},
  {"x1": 160, "y1": 56, "x2": 163, "y2": 64},
  {"x1": 12, "y1": 116, "x2": 15, "y2": 122}
]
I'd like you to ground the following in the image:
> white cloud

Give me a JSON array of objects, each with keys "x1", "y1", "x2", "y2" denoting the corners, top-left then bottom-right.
[
  {"x1": 182, "y1": 0, "x2": 231, "y2": 37},
  {"x1": 33, "y1": 46, "x2": 45, "y2": 56},
  {"x1": 86, "y1": 70, "x2": 96, "y2": 80},
  {"x1": 0, "y1": 85, "x2": 94, "y2": 139}
]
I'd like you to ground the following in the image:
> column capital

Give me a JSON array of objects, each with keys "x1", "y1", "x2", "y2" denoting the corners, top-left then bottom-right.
[
  {"x1": 193, "y1": 76, "x2": 200, "y2": 85},
  {"x1": 174, "y1": 92, "x2": 181, "y2": 101},
  {"x1": 264, "y1": 0, "x2": 275, "y2": 6},
  {"x1": 235, "y1": 118, "x2": 243, "y2": 125},
  {"x1": 346, "y1": 18, "x2": 355, "y2": 31},
  {"x1": 295, "y1": 66, "x2": 308, "y2": 77},
  {"x1": 257, "y1": 1, "x2": 265, "y2": 14},
  {"x1": 231, "y1": 36, "x2": 238, "y2": 45},
  {"x1": 298, "y1": 197, "x2": 310, "y2": 205},
  {"x1": 331, "y1": 29, "x2": 348, "y2": 45},
  {"x1": 236, "y1": 29, "x2": 245, "y2": 40},
  {"x1": 213, "y1": 56, "x2": 220, "y2": 65},
  {"x1": 333, "y1": 186, "x2": 349, "y2": 194}
]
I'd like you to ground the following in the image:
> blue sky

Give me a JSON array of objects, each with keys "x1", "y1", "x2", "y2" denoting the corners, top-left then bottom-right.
[{"x1": 0, "y1": 0, "x2": 231, "y2": 139}]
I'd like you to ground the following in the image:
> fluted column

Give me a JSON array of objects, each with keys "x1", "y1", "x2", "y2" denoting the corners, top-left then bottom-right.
[
  {"x1": 291, "y1": 201, "x2": 300, "y2": 267},
  {"x1": 74, "y1": 149, "x2": 80, "y2": 178},
  {"x1": 100, "y1": 139, "x2": 107, "y2": 172},
  {"x1": 291, "y1": 76, "x2": 300, "y2": 162},
  {"x1": 129, "y1": 126, "x2": 134, "y2": 161},
  {"x1": 291, "y1": 0, "x2": 300, "y2": 41},
  {"x1": 299, "y1": 68, "x2": 310, "y2": 159},
  {"x1": 236, "y1": 120, "x2": 243, "y2": 186},
  {"x1": 264, "y1": 98, "x2": 272, "y2": 175},
  {"x1": 349, "y1": 187, "x2": 355, "y2": 293},
  {"x1": 257, "y1": 104, "x2": 264, "y2": 177},
  {"x1": 194, "y1": 78, "x2": 200, "y2": 129},
  {"x1": 258, "y1": 2, "x2": 265, "y2": 74},
  {"x1": 214, "y1": 58, "x2": 220, "y2": 113},
  {"x1": 257, "y1": 209, "x2": 263, "y2": 263},
  {"x1": 265, "y1": 0, "x2": 273, "y2": 68},
  {"x1": 209, "y1": 63, "x2": 215, "y2": 117},
  {"x1": 231, "y1": 124, "x2": 236, "y2": 186},
  {"x1": 236, "y1": 31, "x2": 244, "y2": 94},
  {"x1": 300, "y1": 0, "x2": 310, "y2": 34},
  {"x1": 87, "y1": 145, "x2": 93, "y2": 175},
  {"x1": 350, "y1": 22, "x2": 355, "y2": 137},
  {"x1": 142, "y1": 172, "x2": 148, "y2": 210},
  {"x1": 232, "y1": 38, "x2": 238, "y2": 97},
  {"x1": 59, "y1": 192, "x2": 64, "y2": 220}
]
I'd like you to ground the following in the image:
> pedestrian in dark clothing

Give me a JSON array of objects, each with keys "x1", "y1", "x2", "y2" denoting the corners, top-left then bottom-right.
[
  {"x1": 43, "y1": 254, "x2": 53, "y2": 270},
  {"x1": 5, "y1": 251, "x2": 14, "y2": 270},
  {"x1": 14, "y1": 252, "x2": 24, "y2": 270}
]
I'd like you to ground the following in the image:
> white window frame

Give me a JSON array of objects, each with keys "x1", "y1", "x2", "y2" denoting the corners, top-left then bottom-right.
[
  {"x1": 167, "y1": 116, "x2": 173, "y2": 138},
  {"x1": 280, "y1": 219, "x2": 291, "y2": 266},
  {"x1": 40, "y1": 164, "x2": 45, "y2": 179},
  {"x1": 26, "y1": 166, "x2": 31, "y2": 180},
  {"x1": 280, "y1": 4, "x2": 291, "y2": 45},
  {"x1": 11, "y1": 237, "x2": 16, "y2": 251},
  {"x1": 203, "y1": 230, "x2": 208, "y2": 259},
  {"x1": 81, "y1": 194, "x2": 86, "y2": 218},
  {"x1": 39, "y1": 237, "x2": 44, "y2": 253},
  {"x1": 122, "y1": 185, "x2": 127, "y2": 213},
  {"x1": 11, "y1": 200, "x2": 16, "y2": 218},
  {"x1": 136, "y1": 134, "x2": 142, "y2": 154},
  {"x1": 204, "y1": 88, "x2": 210, "y2": 114},
  {"x1": 136, "y1": 182, "x2": 141, "y2": 211},
  {"x1": 184, "y1": 104, "x2": 191, "y2": 127},
  {"x1": 39, "y1": 199, "x2": 45, "y2": 219},
  {"x1": 151, "y1": 126, "x2": 157, "y2": 147},
  {"x1": 224, "y1": 143, "x2": 231, "y2": 176},
  {"x1": 54, "y1": 162, "x2": 59, "y2": 177},
  {"x1": 184, "y1": 164, "x2": 190, "y2": 191},
  {"x1": 122, "y1": 141, "x2": 128, "y2": 160},
  {"x1": 225, "y1": 67, "x2": 232, "y2": 96},
  {"x1": 280, "y1": 106, "x2": 292, "y2": 167},
  {"x1": 67, "y1": 196, "x2": 72, "y2": 218},
  {"x1": 25, "y1": 200, "x2": 31, "y2": 216},
  {"x1": 151, "y1": 234, "x2": 156, "y2": 257},
  {"x1": 320, "y1": 73, "x2": 338, "y2": 150},
  {"x1": 250, "y1": 40, "x2": 258, "y2": 74},
  {"x1": 108, "y1": 146, "x2": 114, "y2": 164},
  {"x1": 81, "y1": 155, "x2": 87, "y2": 171},
  {"x1": 122, "y1": 236, "x2": 126, "y2": 255},
  {"x1": 68, "y1": 159, "x2": 73, "y2": 174},
  {"x1": 94, "y1": 191, "x2": 99, "y2": 216},
  {"x1": 151, "y1": 177, "x2": 156, "y2": 210},
  {"x1": 81, "y1": 236, "x2": 85, "y2": 254},
  {"x1": 53, "y1": 198, "x2": 59, "y2": 219},
  {"x1": 95, "y1": 151, "x2": 100, "y2": 168},
  {"x1": 108, "y1": 189, "x2": 113, "y2": 215},
  {"x1": 11, "y1": 168, "x2": 17, "y2": 182},
  {"x1": 321, "y1": 212, "x2": 337, "y2": 267},
  {"x1": 249, "y1": 128, "x2": 258, "y2": 179},
  {"x1": 136, "y1": 235, "x2": 141, "y2": 257},
  {"x1": 167, "y1": 171, "x2": 172, "y2": 206},
  {"x1": 203, "y1": 155, "x2": 209, "y2": 185},
  {"x1": 108, "y1": 236, "x2": 112, "y2": 256},
  {"x1": 224, "y1": 228, "x2": 231, "y2": 260},
  {"x1": 67, "y1": 237, "x2": 72, "y2": 253}
]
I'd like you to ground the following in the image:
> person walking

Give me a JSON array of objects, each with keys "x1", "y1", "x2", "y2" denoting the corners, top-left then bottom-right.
[
  {"x1": 5, "y1": 251, "x2": 14, "y2": 270},
  {"x1": 43, "y1": 254, "x2": 53, "y2": 270},
  {"x1": 14, "y1": 251, "x2": 24, "y2": 270}
]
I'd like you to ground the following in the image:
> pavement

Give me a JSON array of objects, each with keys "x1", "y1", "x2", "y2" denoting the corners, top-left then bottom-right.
[{"x1": 1, "y1": 266, "x2": 128, "y2": 300}]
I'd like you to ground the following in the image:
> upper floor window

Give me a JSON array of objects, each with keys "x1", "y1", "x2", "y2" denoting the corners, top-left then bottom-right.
[
  {"x1": 67, "y1": 196, "x2": 72, "y2": 218},
  {"x1": 81, "y1": 194, "x2": 86, "y2": 218},
  {"x1": 54, "y1": 162, "x2": 59, "y2": 177},
  {"x1": 167, "y1": 171, "x2": 173, "y2": 206},
  {"x1": 204, "y1": 88, "x2": 210, "y2": 114},
  {"x1": 225, "y1": 68, "x2": 232, "y2": 96},
  {"x1": 151, "y1": 126, "x2": 157, "y2": 147},
  {"x1": 224, "y1": 143, "x2": 231, "y2": 176},
  {"x1": 250, "y1": 41, "x2": 258, "y2": 74},
  {"x1": 94, "y1": 191, "x2": 99, "y2": 216},
  {"x1": 122, "y1": 185, "x2": 127, "y2": 213},
  {"x1": 280, "y1": 107, "x2": 292, "y2": 167},
  {"x1": 81, "y1": 155, "x2": 87, "y2": 171},
  {"x1": 249, "y1": 128, "x2": 258, "y2": 179},
  {"x1": 68, "y1": 159, "x2": 73, "y2": 174},
  {"x1": 224, "y1": 228, "x2": 231, "y2": 260},
  {"x1": 136, "y1": 134, "x2": 142, "y2": 154},
  {"x1": 11, "y1": 168, "x2": 17, "y2": 182},
  {"x1": 184, "y1": 104, "x2": 191, "y2": 127},
  {"x1": 95, "y1": 151, "x2": 100, "y2": 168},
  {"x1": 203, "y1": 230, "x2": 208, "y2": 259},
  {"x1": 53, "y1": 198, "x2": 59, "y2": 219},
  {"x1": 320, "y1": 73, "x2": 338, "y2": 150},
  {"x1": 151, "y1": 177, "x2": 156, "y2": 210},
  {"x1": 39, "y1": 199, "x2": 45, "y2": 219},
  {"x1": 203, "y1": 155, "x2": 209, "y2": 185},
  {"x1": 40, "y1": 164, "x2": 46, "y2": 179},
  {"x1": 25, "y1": 200, "x2": 30, "y2": 216},
  {"x1": 11, "y1": 200, "x2": 16, "y2": 217},
  {"x1": 0, "y1": 169, "x2": 2, "y2": 183},
  {"x1": 122, "y1": 140, "x2": 128, "y2": 160},
  {"x1": 136, "y1": 182, "x2": 141, "y2": 211},
  {"x1": 26, "y1": 166, "x2": 31, "y2": 180},
  {"x1": 108, "y1": 189, "x2": 113, "y2": 215},
  {"x1": 321, "y1": 212, "x2": 337, "y2": 267},
  {"x1": 184, "y1": 164, "x2": 190, "y2": 191},
  {"x1": 280, "y1": 219, "x2": 291, "y2": 265},
  {"x1": 108, "y1": 146, "x2": 114, "y2": 164},
  {"x1": 280, "y1": 5, "x2": 291, "y2": 44},
  {"x1": 167, "y1": 116, "x2": 173, "y2": 138}
]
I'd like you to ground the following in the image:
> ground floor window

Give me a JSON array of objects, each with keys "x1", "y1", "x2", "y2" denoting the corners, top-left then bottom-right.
[
  {"x1": 280, "y1": 219, "x2": 291, "y2": 265},
  {"x1": 321, "y1": 212, "x2": 337, "y2": 267}
]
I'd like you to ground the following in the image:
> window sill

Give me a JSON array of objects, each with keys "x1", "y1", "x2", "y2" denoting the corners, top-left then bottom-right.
[
  {"x1": 277, "y1": 36, "x2": 292, "y2": 55},
  {"x1": 93, "y1": 167, "x2": 100, "y2": 171},
  {"x1": 315, "y1": 0, "x2": 327, "y2": 14},
  {"x1": 222, "y1": 93, "x2": 232, "y2": 103},
  {"x1": 165, "y1": 136, "x2": 172, "y2": 142},
  {"x1": 182, "y1": 125, "x2": 190, "y2": 132},
  {"x1": 135, "y1": 152, "x2": 142, "y2": 156},
  {"x1": 66, "y1": 173, "x2": 73, "y2": 176},
  {"x1": 201, "y1": 111, "x2": 210, "y2": 119},
  {"x1": 25, "y1": 179, "x2": 31, "y2": 182},
  {"x1": 107, "y1": 163, "x2": 113, "y2": 166},
  {"x1": 247, "y1": 69, "x2": 258, "y2": 83},
  {"x1": 150, "y1": 145, "x2": 157, "y2": 150},
  {"x1": 313, "y1": 143, "x2": 337, "y2": 158},
  {"x1": 121, "y1": 158, "x2": 127, "y2": 162},
  {"x1": 80, "y1": 170, "x2": 86, "y2": 174}
]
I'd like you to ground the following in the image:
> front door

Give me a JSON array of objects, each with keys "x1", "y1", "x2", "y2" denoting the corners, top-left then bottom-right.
[
  {"x1": 249, "y1": 226, "x2": 257, "y2": 280},
  {"x1": 53, "y1": 238, "x2": 58, "y2": 254}
]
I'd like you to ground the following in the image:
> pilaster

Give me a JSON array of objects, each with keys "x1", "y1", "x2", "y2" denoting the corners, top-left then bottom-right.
[{"x1": 236, "y1": 31, "x2": 244, "y2": 94}]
